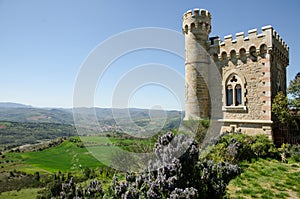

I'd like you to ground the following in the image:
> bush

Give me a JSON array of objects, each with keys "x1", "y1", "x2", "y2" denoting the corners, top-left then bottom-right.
[
  {"x1": 201, "y1": 132, "x2": 280, "y2": 164},
  {"x1": 108, "y1": 132, "x2": 240, "y2": 199},
  {"x1": 46, "y1": 132, "x2": 243, "y2": 199},
  {"x1": 199, "y1": 160, "x2": 241, "y2": 198},
  {"x1": 279, "y1": 143, "x2": 300, "y2": 162},
  {"x1": 40, "y1": 177, "x2": 104, "y2": 199}
]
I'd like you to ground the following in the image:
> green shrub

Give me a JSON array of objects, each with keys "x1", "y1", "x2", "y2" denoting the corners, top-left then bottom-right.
[
  {"x1": 279, "y1": 143, "x2": 300, "y2": 162},
  {"x1": 201, "y1": 132, "x2": 280, "y2": 164}
]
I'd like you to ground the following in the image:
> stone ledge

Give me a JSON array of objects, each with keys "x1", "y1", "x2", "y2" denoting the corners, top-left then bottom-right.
[
  {"x1": 222, "y1": 105, "x2": 247, "y2": 112},
  {"x1": 218, "y1": 119, "x2": 273, "y2": 124}
]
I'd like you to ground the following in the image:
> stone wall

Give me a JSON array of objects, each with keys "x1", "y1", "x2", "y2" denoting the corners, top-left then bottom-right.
[
  {"x1": 209, "y1": 26, "x2": 289, "y2": 137},
  {"x1": 221, "y1": 58, "x2": 264, "y2": 120}
]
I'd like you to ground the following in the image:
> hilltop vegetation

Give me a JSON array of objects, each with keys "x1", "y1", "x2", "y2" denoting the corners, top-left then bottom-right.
[
  {"x1": 0, "y1": 105, "x2": 182, "y2": 150},
  {"x1": 0, "y1": 107, "x2": 73, "y2": 124},
  {"x1": 0, "y1": 104, "x2": 182, "y2": 125},
  {"x1": 0, "y1": 121, "x2": 76, "y2": 150}
]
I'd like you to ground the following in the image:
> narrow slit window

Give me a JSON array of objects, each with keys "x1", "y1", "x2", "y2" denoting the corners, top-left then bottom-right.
[
  {"x1": 226, "y1": 85, "x2": 233, "y2": 106},
  {"x1": 235, "y1": 84, "x2": 242, "y2": 105}
]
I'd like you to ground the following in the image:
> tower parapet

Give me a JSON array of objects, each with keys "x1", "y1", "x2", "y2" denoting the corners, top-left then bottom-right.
[
  {"x1": 210, "y1": 25, "x2": 289, "y2": 67},
  {"x1": 271, "y1": 28, "x2": 289, "y2": 67},
  {"x1": 183, "y1": 9, "x2": 211, "y2": 47}
]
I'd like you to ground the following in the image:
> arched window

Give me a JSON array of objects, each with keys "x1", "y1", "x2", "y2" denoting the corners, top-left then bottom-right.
[
  {"x1": 225, "y1": 75, "x2": 245, "y2": 108},
  {"x1": 191, "y1": 23, "x2": 196, "y2": 32},
  {"x1": 239, "y1": 48, "x2": 247, "y2": 63},
  {"x1": 230, "y1": 50, "x2": 237, "y2": 65},
  {"x1": 184, "y1": 25, "x2": 188, "y2": 34},
  {"x1": 249, "y1": 46, "x2": 257, "y2": 62},
  {"x1": 230, "y1": 50, "x2": 236, "y2": 60},
  {"x1": 260, "y1": 44, "x2": 267, "y2": 58},
  {"x1": 221, "y1": 51, "x2": 227, "y2": 61}
]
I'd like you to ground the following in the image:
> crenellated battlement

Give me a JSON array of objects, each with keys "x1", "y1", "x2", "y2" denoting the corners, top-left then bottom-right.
[
  {"x1": 182, "y1": 8, "x2": 211, "y2": 36},
  {"x1": 272, "y1": 29, "x2": 289, "y2": 51},
  {"x1": 183, "y1": 8, "x2": 211, "y2": 19},
  {"x1": 210, "y1": 25, "x2": 289, "y2": 66}
]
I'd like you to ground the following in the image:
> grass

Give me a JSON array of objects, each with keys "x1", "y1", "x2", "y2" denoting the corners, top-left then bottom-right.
[
  {"x1": 0, "y1": 188, "x2": 42, "y2": 199},
  {"x1": 226, "y1": 158, "x2": 300, "y2": 199},
  {"x1": 0, "y1": 136, "x2": 155, "y2": 173},
  {"x1": 80, "y1": 136, "x2": 153, "y2": 151},
  {"x1": 21, "y1": 141, "x2": 105, "y2": 172},
  {"x1": 0, "y1": 136, "x2": 154, "y2": 197},
  {"x1": 1, "y1": 141, "x2": 104, "y2": 173}
]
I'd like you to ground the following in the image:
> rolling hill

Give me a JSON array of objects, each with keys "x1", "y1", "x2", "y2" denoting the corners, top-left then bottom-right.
[
  {"x1": 0, "y1": 103, "x2": 183, "y2": 149},
  {"x1": 0, "y1": 103, "x2": 182, "y2": 124}
]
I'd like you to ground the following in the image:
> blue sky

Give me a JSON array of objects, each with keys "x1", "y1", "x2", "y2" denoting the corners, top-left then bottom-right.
[{"x1": 0, "y1": 0, "x2": 299, "y2": 110}]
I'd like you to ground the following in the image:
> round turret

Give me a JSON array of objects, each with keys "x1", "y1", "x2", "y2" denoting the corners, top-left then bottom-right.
[
  {"x1": 182, "y1": 9, "x2": 211, "y2": 45},
  {"x1": 183, "y1": 8, "x2": 212, "y2": 120}
]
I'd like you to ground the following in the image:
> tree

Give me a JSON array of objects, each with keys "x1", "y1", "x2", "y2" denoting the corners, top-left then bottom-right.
[
  {"x1": 272, "y1": 86, "x2": 300, "y2": 133},
  {"x1": 272, "y1": 91, "x2": 292, "y2": 124},
  {"x1": 288, "y1": 72, "x2": 300, "y2": 109},
  {"x1": 288, "y1": 73, "x2": 300, "y2": 128}
]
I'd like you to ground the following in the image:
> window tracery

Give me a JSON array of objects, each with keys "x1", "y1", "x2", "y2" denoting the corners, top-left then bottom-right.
[{"x1": 223, "y1": 73, "x2": 247, "y2": 111}]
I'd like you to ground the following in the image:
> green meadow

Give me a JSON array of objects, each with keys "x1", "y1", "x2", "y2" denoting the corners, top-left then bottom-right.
[
  {"x1": 1, "y1": 136, "x2": 153, "y2": 173},
  {"x1": 226, "y1": 158, "x2": 300, "y2": 199},
  {"x1": 3, "y1": 141, "x2": 100, "y2": 173},
  {"x1": 22, "y1": 141, "x2": 103, "y2": 172},
  {"x1": 0, "y1": 188, "x2": 42, "y2": 199}
]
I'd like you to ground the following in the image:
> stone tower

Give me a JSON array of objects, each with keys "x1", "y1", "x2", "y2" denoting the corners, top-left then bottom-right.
[
  {"x1": 213, "y1": 25, "x2": 289, "y2": 139},
  {"x1": 183, "y1": 9, "x2": 212, "y2": 120},
  {"x1": 183, "y1": 8, "x2": 289, "y2": 141}
]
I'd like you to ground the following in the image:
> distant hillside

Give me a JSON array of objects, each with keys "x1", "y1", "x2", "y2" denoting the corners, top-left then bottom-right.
[
  {"x1": 0, "y1": 105, "x2": 183, "y2": 143},
  {"x1": 0, "y1": 102, "x2": 32, "y2": 108},
  {"x1": 0, "y1": 121, "x2": 76, "y2": 150},
  {"x1": 0, "y1": 105, "x2": 182, "y2": 125},
  {"x1": 0, "y1": 107, "x2": 74, "y2": 124}
]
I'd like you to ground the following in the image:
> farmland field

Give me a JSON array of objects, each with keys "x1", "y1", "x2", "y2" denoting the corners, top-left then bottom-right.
[{"x1": 1, "y1": 136, "x2": 154, "y2": 173}]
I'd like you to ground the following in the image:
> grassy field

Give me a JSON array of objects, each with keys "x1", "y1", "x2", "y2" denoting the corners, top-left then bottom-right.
[
  {"x1": 226, "y1": 158, "x2": 300, "y2": 199},
  {"x1": 2, "y1": 140, "x2": 106, "y2": 173},
  {"x1": 22, "y1": 141, "x2": 104, "y2": 172},
  {"x1": 0, "y1": 136, "x2": 152, "y2": 197},
  {"x1": 0, "y1": 188, "x2": 42, "y2": 199},
  {"x1": 1, "y1": 136, "x2": 154, "y2": 173}
]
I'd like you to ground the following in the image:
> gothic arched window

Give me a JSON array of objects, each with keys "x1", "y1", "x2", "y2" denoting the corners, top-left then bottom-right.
[{"x1": 224, "y1": 74, "x2": 245, "y2": 109}]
